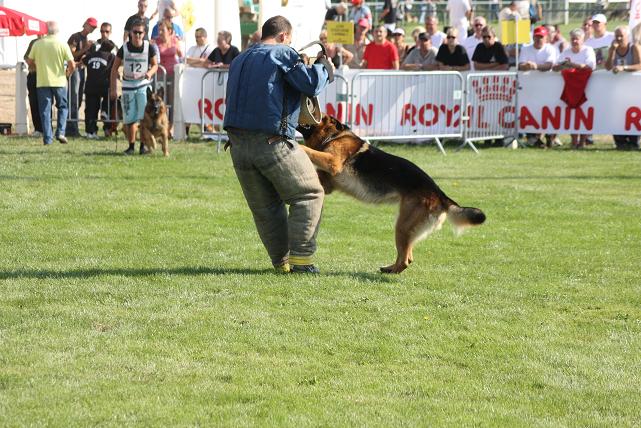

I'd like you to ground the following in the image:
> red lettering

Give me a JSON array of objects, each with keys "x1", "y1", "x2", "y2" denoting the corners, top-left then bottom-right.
[
  {"x1": 214, "y1": 98, "x2": 225, "y2": 120},
  {"x1": 326, "y1": 103, "x2": 345, "y2": 122},
  {"x1": 499, "y1": 106, "x2": 515, "y2": 128},
  {"x1": 625, "y1": 107, "x2": 641, "y2": 131},
  {"x1": 477, "y1": 105, "x2": 489, "y2": 129},
  {"x1": 197, "y1": 98, "x2": 213, "y2": 121},
  {"x1": 519, "y1": 106, "x2": 539, "y2": 129},
  {"x1": 440, "y1": 104, "x2": 460, "y2": 127},
  {"x1": 401, "y1": 103, "x2": 417, "y2": 126},
  {"x1": 355, "y1": 104, "x2": 373, "y2": 126},
  {"x1": 418, "y1": 103, "x2": 439, "y2": 126},
  {"x1": 574, "y1": 107, "x2": 593, "y2": 130},
  {"x1": 541, "y1": 106, "x2": 561, "y2": 129},
  {"x1": 564, "y1": 107, "x2": 572, "y2": 129}
]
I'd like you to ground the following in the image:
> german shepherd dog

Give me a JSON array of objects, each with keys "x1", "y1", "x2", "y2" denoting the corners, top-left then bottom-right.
[
  {"x1": 297, "y1": 114, "x2": 486, "y2": 274},
  {"x1": 141, "y1": 87, "x2": 169, "y2": 156}
]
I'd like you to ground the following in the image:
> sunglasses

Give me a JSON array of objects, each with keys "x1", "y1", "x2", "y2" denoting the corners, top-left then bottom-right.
[
  {"x1": 482, "y1": 35, "x2": 492, "y2": 39},
  {"x1": 101, "y1": 30, "x2": 111, "y2": 34},
  {"x1": 446, "y1": 36, "x2": 456, "y2": 39},
  {"x1": 132, "y1": 31, "x2": 144, "y2": 35},
  {"x1": 474, "y1": 23, "x2": 484, "y2": 27}
]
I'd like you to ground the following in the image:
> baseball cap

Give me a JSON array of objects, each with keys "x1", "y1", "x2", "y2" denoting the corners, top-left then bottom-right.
[
  {"x1": 392, "y1": 28, "x2": 405, "y2": 36},
  {"x1": 86, "y1": 17, "x2": 98, "y2": 27},
  {"x1": 533, "y1": 26, "x2": 548, "y2": 37},
  {"x1": 591, "y1": 13, "x2": 607, "y2": 23},
  {"x1": 351, "y1": 0, "x2": 363, "y2": 5},
  {"x1": 357, "y1": 18, "x2": 370, "y2": 29}
]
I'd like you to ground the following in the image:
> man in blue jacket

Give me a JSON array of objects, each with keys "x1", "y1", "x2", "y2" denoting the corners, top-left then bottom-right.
[{"x1": 223, "y1": 15, "x2": 333, "y2": 274}]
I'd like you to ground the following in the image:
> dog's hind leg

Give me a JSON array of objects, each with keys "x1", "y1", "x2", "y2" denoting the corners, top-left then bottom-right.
[{"x1": 380, "y1": 197, "x2": 424, "y2": 274}]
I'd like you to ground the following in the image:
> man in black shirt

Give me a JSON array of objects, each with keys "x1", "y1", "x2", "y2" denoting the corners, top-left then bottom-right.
[
  {"x1": 124, "y1": 0, "x2": 150, "y2": 42},
  {"x1": 472, "y1": 26, "x2": 509, "y2": 70},
  {"x1": 83, "y1": 41, "x2": 115, "y2": 138},
  {"x1": 325, "y1": 2, "x2": 347, "y2": 21},
  {"x1": 380, "y1": 0, "x2": 397, "y2": 33},
  {"x1": 67, "y1": 17, "x2": 98, "y2": 137},
  {"x1": 207, "y1": 31, "x2": 240, "y2": 68}
]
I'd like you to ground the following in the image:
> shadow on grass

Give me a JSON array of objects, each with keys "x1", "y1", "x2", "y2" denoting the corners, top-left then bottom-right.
[{"x1": 0, "y1": 266, "x2": 393, "y2": 282}]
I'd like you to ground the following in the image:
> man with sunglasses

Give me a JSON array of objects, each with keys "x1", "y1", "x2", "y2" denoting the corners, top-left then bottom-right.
[
  {"x1": 93, "y1": 23, "x2": 117, "y2": 54},
  {"x1": 110, "y1": 20, "x2": 159, "y2": 155},
  {"x1": 472, "y1": 26, "x2": 509, "y2": 70},
  {"x1": 462, "y1": 16, "x2": 486, "y2": 69}
]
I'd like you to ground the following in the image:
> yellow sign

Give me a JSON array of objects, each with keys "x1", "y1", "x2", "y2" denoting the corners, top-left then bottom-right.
[
  {"x1": 326, "y1": 21, "x2": 354, "y2": 45},
  {"x1": 500, "y1": 19, "x2": 532, "y2": 44}
]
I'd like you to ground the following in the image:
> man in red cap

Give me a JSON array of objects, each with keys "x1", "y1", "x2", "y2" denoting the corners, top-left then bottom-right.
[
  {"x1": 519, "y1": 25, "x2": 560, "y2": 148},
  {"x1": 67, "y1": 17, "x2": 98, "y2": 137},
  {"x1": 348, "y1": 0, "x2": 372, "y2": 30}
]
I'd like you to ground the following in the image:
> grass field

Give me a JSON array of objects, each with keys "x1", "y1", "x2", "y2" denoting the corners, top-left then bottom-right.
[{"x1": 1, "y1": 136, "x2": 640, "y2": 426}]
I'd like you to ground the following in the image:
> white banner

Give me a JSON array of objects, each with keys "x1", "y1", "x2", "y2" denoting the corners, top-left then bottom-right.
[
  {"x1": 630, "y1": 0, "x2": 641, "y2": 32},
  {"x1": 179, "y1": 68, "x2": 641, "y2": 136}
]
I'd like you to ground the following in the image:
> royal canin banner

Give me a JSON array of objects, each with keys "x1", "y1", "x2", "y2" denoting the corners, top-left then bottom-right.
[{"x1": 178, "y1": 67, "x2": 641, "y2": 137}]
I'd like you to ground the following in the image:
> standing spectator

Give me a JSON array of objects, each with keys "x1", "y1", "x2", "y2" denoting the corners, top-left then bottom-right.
[
  {"x1": 344, "y1": 18, "x2": 370, "y2": 68},
  {"x1": 67, "y1": 17, "x2": 98, "y2": 137},
  {"x1": 110, "y1": 20, "x2": 159, "y2": 155},
  {"x1": 402, "y1": 31, "x2": 439, "y2": 70},
  {"x1": 94, "y1": 23, "x2": 117, "y2": 53},
  {"x1": 24, "y1": 36, "x2": 44, "y2": 136},
  {"x1": 185, "y1": 28, "x2": 214, "y2": 67},
  {"x1": 380, "y1": 0, "x2": 397, "y2": 33},
  {"x1": 447, "y1": 0, "x2": 471, "y2": 40},
  {"x1": 553, "y1": 28, "x2": 596, "y2": 149},
  {"x1": 584, "y1": 13, "x2": 614, "y2": 67},
  {"x1": 462, "y1": 16, "x2": 486, "y2": 67},
  {"x1": 320, "y1": 30, "x2": 354, "y2": 67},
  {"x1": 391, "y1": 28, "x2": 410, "y2": 63},
  {"x1": 581, "y1": 17, "x2": 593, "y2": 42},
  {"x1": 325, "y1": 2, "x2": 348, "y2": 21},
  {"x1": 518, "y1": 26, "x2": 559, "y2": 148},
  {"x1": 498, "y1": 1, "x2": 520, "y2": 21},
  {"x1": 207, "y1": 31, "x2": 240, "y2": 68},
  {"x1": 349, "y1": 0, "x2": 373, "y2": 30},
  {"x1": 406, "y1": 26, "x2": 427, "y2": 55},
  {"x1": 418, "y1": 0, "x2": 438, "y2": 23},
  {"x1": 155, "y1": 21, "x2": 183, "y2": 136},
  {"x1": 436, "y1": 28, "x2": 471, "y2": 70},
  {"x1": 26, "y1": 21, "x2": 75, "y2": 146},
  {"x1": 124, "y1": 0, "x2": 150, "y2": 42},
  {"x1": 151, "y1": 8, "x2": 184, "y2": 40},
  {"x1": 605, "y1": 25, "x2": 641, "y2": 150},
  {"x1": 489, "y1": 0, "x2": 500, "y2": 21},
  {"x1": 83, "y1": 41, "x2": 115, "y2": 139},
  {"x1": 472, "y1": 26, "x2": 509, "y2": 70},
  {"x1": 223, "y1": 16, "x2": 333, "y2": 274},
  {"x1": 547, "y1": 24, "x2": 568, "y2": 54},
  {"x1": 424, "y1": 16, "x2": 446, "y2": 48},
  {"x1": 362, "y1": 25, "x2": 400, "y2": 69},
  {"x1": 150, "y1": 0, "x2": 177, "y2": 22}
]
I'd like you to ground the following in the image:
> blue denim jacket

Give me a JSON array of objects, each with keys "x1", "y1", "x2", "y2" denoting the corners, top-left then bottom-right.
[{"x1": 223, "y1": 43, "x2": 330, "y2": 139}]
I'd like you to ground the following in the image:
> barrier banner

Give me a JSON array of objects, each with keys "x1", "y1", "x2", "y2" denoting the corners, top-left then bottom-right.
[
  {"x1": 518, "y1": 71, "x2": 641, "y2": 135},
  {"x1": 179, "y1": 68, "x2": 641, "y2": 136}
]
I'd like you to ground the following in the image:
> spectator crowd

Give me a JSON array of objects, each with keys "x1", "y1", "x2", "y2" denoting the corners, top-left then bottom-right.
[{"x1": 22, "y1": 0, "x2": 641, "y2": 151}]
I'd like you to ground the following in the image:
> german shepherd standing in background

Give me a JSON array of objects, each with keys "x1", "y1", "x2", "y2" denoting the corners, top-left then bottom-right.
[
  {"x1": 297, "y1": 114, "x2": 486, "y2": 274},
  {"x1": 141, "y1": 87, "x2": 169, "y2": 156}
]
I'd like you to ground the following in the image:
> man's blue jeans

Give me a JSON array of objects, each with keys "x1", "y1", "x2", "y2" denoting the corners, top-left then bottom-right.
[
  {"x1": 66, "y1": 68, "x2": 84, "y2": 136},
  {"x1": 37, "y1": 87, "x2": 68, "y2": 145}
]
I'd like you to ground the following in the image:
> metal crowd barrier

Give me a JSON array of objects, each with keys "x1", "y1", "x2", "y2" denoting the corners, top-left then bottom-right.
[
  {"x1": 199, "y1": 68, "x2": 228, "y2": 152},
  {"x1": 461, "y1": 72, "x2": 519, "y2": 153},
  {"x1": 349, "y1": 71, "x2": 465, "y2": 155}
]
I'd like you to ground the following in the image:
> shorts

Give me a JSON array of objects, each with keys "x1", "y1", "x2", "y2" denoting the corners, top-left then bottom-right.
[{"x1": 122, "y1": 86, "x2": 148, "y2": 125}]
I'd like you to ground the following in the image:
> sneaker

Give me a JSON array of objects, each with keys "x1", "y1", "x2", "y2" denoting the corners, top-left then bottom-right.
[
  {"x1": 123, "y1": 146, "x2": 135, "y2": 155},
  {"x1": 273, "y1": 263, "x2": 291, "y2": 273},
  {"x1": 32, "y1": 131, "x2": 42, "y2": 137},
  {"x1": 526, "y1": 135, "x2": 538, "y2": 146},
  {"x1": 57, "y1": 135, "x2": 68, "y2": 144},
  {"x1": 85, "y1": 132, "x2": 98, "y2": 140},
  {"x1": 139, "y1": 146, "x2": 148, "y2": 155},
  {"x1": 290, "y1": 264, "x2": 320, "y2": 274}
]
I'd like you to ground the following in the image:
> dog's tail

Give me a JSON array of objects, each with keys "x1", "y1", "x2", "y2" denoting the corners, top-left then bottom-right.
[{"x1": 446, "y1": 199, "x2": 486, "y2": 235}]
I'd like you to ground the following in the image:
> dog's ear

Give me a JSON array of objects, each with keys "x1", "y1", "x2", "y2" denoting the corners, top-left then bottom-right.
[
  {"x1": 329, "y1": 115, "x2": 345, "y2": 131},
  {"x1": 156, "y1": 86, "x2": 165, "y2": 101},
  {"x1": 147, "y1": 86, "x2": 154, "y2": 99}
]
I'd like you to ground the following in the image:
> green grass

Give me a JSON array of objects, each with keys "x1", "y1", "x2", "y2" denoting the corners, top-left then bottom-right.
[{"x1": 1, "y1": 136, "x2": 640, "y2": 426}]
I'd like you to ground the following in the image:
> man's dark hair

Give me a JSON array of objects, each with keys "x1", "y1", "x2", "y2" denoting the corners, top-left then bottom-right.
[
  {"x1": 130, "y1": 19, "x2": 146, "y2": 31},
  {"x1": 261, "y1": 15, "x2": 292, "y2": 40},
  {"x1": 100, "y1": 40, "x2": 115, "y2": 53},
  {"x1": 195, "y1": 27, "x2": 207, "y2": 37}
]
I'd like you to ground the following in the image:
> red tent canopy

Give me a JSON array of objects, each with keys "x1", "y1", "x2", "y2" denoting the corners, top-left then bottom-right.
[{"x1": 0, "y1": 6, "x2": 47, "y2": 37}]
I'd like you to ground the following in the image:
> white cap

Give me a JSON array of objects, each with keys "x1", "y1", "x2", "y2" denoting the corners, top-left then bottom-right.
[
  {"x1": 392, "y1": 28, "x2": 405, "y2": 36},
  {"x1": 591, "y1": 13, "x2": 607, "y2": 23}
]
